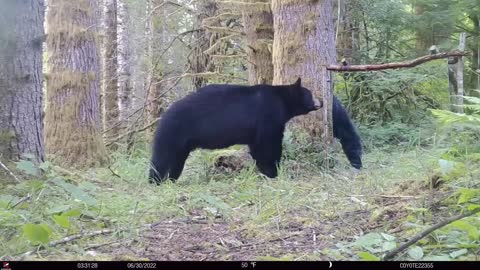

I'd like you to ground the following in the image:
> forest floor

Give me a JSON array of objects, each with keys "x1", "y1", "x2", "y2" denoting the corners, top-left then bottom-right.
[
  {"x1": 92, "y1": 147, "x2": 452, "y2": 261},
  {"x1": 1, "y1": 141, "x2": 478, "y2": 261}
]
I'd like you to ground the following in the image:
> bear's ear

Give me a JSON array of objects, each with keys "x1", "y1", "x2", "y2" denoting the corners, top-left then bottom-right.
[{"x1": 293, "y1": 77, "x2": 301, "y2": 87}]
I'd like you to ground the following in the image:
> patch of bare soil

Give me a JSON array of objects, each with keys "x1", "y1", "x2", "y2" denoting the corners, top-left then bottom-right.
[{"x1": 97, "y1": 206, "x2": 408, "y2": 261}]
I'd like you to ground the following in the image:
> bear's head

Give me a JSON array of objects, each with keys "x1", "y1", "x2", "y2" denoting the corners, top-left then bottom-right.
[{"x1": 285, "y1": 78, "x2": 322, "y2": 117}]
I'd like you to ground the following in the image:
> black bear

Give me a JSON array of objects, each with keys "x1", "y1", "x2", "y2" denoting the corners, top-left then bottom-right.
[
  {"x1": 149, "y1": 78, "x2": 321, "y2": 184},
  {"x1": 332, "y1": 96, "x2": 362, "y2": 169},
  {"x1": 190, "y1": 89, "x2": 363, "y2": 170}
]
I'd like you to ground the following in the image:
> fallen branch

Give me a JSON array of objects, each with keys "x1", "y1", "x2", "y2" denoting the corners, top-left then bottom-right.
[
  {"x1": 12, "y1": 221, "x2": 166, "y2": 260},
  {"x1": 14, "y1": 229, "x2": 115, "y2": 260},
  {"x1": 382, "y1": 207, "x2": 480, "y2": 261},
  {"x1": 85, "y1": 240, "x2": 126, "y2": 251},
  {"x1": 328, "y1": 51, "x2": 470, "y2": 72},
  {"x1": 107, "y1": 165, "x2": 122, "y2": 179},
  {"x1": 351, "y1": 194, "x2": 421, "y2": 199},
  {"x1": 8, "y1": 194, "x2": 31, "y2": 209},
  {"x1": 0, "y1": 159, "x2": 21, "y2": 183}
]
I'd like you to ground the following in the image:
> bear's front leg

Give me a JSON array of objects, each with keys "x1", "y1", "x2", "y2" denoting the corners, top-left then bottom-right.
[{"x1": 249, "y1": 133, "x2": 283, "y2": 178}]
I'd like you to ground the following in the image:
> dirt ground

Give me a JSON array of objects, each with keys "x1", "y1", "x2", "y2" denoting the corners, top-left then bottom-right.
[
  {"x1": 92, "y1": 179, "x2": 447, "y2": 261},
  {"x1": 99, "y1": 207, "x2": 407, "y2": 261}
]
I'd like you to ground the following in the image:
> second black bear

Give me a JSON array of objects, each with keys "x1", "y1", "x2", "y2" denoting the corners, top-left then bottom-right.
[
  {"x1": 332, "y1": 96, "x2": 362, "y2": 169},
  {"x1": 149, "y1": 78, "x2": 321, "y2": 184}
]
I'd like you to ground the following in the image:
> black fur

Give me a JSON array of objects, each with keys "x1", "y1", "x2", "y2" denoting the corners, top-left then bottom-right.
[
  {"x1": 332, "y1": 96, "x2": 362, "y2": 169},
  {"x1": 149, "y1": 79, "x2": 321, "y2": 184}
]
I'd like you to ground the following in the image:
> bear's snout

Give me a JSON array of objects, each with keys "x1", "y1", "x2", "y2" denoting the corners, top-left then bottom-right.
[{"x1": 313, "y1": 98, "x2": 322, "y2": 110}]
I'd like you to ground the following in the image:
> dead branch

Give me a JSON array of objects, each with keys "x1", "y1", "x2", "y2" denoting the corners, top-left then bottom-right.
[
  {"x1": 14, "y1": 229, "x2": 115, "y2": 260},
  {"x1": 152, "y1": 71, "x2": 248, "y2": 86},
  {"x1": 11, "y1": 221, "x2": 163, "y2": 260},
  {"x1": 328, "y1": 51, "x2": 470, "y2": 72},
  {"x1": 351, "y1": 194, "x2": 421, "y2": 199},
  {"x1": 202, "y1": 12, "x2": 242, "y2": 27},
  {"x1": 0, "y1": 159, "x2": 21, "y2": 183},
  {"x1": 382, "y1": 207, "x2": 480, "y2": 261},
  {"x1": 8, "y1": 194, "x2": 31, "y2": 209},
  {"x1": 145, "y1": 0, "x2": 192, "y2": 23},
  {"x1": 203, "y1": 34, "x2": 241, "y2": 55},
  {"x1": 106, "y1": 117, "x2": 159, "y2": 147},
  {"x1": 160, "y1": 29, "x2": 201, "y2": 57},
  {"x1": 203, "y1": 25, "x2": 245, "y2": 36},
  {"x1": 211, "y1": 54, "x2": 246, "y2": 59},
  {"x1": 107, "y1": 165, "x2": 122, "y2": 178}
]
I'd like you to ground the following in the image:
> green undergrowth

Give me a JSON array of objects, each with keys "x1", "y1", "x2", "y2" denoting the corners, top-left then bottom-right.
[{"x1": 0, "y1": 126, "x2": 479, "y2": 261}]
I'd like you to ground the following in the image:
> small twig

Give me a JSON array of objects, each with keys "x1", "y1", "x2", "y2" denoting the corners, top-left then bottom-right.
[
  {"x1": 0, "y1": 159, "x2": 21, "y2": 183},
  {"x1": 8, "y1": 194, "x2": 31, "y2": 209},
  {"x1": 160, "y1": 29, "x2": 201, "y2": 58},
  {"x1": 50, "y1": 229, "x2": 115, "y2": 247},
  {"x1": 107, "y1": 165, "x2": 122, "y2": 178},
  {"x1": 85, "y1": 240, "x2": 124, "y2": 250},
  {"x1": 106, "y1": 117, "x2": 160, "y2": 147},
  {"x1": 382, "y1": 207, "x2": 480, "y2": 261},
  {"x1": 351, "y1": 194, "x2": 421, "y2": 199},
  {"x1": 167, "y1": 229, "x2": 179, "y2": 240}
]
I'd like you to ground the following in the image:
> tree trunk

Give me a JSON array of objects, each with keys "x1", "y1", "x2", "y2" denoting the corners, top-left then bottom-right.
[
  {"x1": 0, "y1": 0, "x2": 45, "y2": 166},
  {"x1": 456, "y1": 32, "x2": 466, "y2": 113},
  {"x1": 242, "y1": 0, "x2": 274, "y2": 85},
  {"x1": 117, "y1": 0, "x2": 133, "y2": 129},
  {"x1": 448, "y1": 57, "x2": 458, "y2": 112},
  {"x1": 414, "y1": 1, "x2": 431, "y2": 56},
  {"x1": 188, "y1": 0, "x2": 218, "y2": 89},
  {"x1": 272, "y1": 0, "x2": 336, "y2": 140},
  {"x1": 45, "y1": 0, "x2": 108, "y2": 168},
  {"x1": 468, "y1": 15, "x2": 480, "y2": 92},
  {"x1": 145, "y1": 0, "x2": 165, "y2": 141},
  {"x1": 336, "y1": 0, "x2": 359, "y2": 64},
  {"x1": 104, "y1": 0, "x2": 120, "y2": 142}
]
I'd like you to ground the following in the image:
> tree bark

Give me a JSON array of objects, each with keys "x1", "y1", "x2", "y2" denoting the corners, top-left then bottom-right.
[
  {"x1": 456, "y1": 32, "x2": 466, "y2": 113},
  {"x1": 0, "y1": 0, "x2": 45, "y2": 165},
  {"x1": 414, "y1": 0, "x2": 453, "y2": 57},
  {"x1": 336, "y1": 0, "x2": 359, "y2": 64},
  {"x1": 272, "y1": 0, "x2": 336, "y2": 140},
  {"x1": 45, "y1": 0, "x2": 108, "y2": 168},
  {"x1": 117, "y1": 0, "x2": 133, "y2": 129},
  {"x1": 414, "y1": 1, "x2": 432, "y2": 56},
  {"x1": 188, "y1": 0, "x2": 218, "y2": 89},
  {"x1": 242, "y1": 0, "x2": 274, "y2": 85},
  {"x1": 145, "y1": 0, "x2": 166, "y2": 141},
  {"x1": 104, "y1": 0, "x2": 120, "y2": 142}
]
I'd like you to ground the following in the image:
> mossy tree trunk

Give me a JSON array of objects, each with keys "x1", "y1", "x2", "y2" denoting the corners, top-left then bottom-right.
[
  {"x1": 145, "y1": 0, "x2": 164, "y2": 141},
  {"x1": 0, "y1": 0, "x2": 45, "y2": 165},
  {"x1": 242, "y1": 0, "x2": 274, "y2": 85},
  {"x1": 468, "y1": 15, "x2": 479, "y2": 92},
  {"x1": 188, "y1": 0, "x2": 218, "y2": 89},
  {"x1": 414, "y1": 2, "x2": 432, "y2": 56},
  {"x1": 118, "y1": 0, "x2": 133, "y2": 130},
  {"x1": 45, "y1": 0, "x2": 108, "y2": 168},
  {"x1": 336, "y1": 0, "x2": 360, "y2": 64},
  {"x1": 104, "y1": 0, "x2": 120, "y2": 142},
  {"x1": 414, "y1": 0, "x2": 453, "y2": 57},
  {"x1": 272, "y1": 0, "x2": 336, "y2": 140}
]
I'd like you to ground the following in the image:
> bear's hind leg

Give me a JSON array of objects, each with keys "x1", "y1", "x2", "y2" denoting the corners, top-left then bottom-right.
[{"x1": 168, "y1": 150, "x2": 190, "y2": 181}]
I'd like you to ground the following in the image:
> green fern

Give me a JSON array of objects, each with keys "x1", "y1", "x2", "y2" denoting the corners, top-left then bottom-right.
[{"x1": 430, "y1": 93, "x2": 480, "y2": 128}]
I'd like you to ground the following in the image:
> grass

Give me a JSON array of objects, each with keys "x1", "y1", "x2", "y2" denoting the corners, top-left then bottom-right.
[{"x1": 0, "y1": 128, "x2": 479, "y2": 260}]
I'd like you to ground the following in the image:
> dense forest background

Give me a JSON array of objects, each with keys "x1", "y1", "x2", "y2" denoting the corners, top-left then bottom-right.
[{"x1": 0, "y1": 0, "x2": 479, "y2": 261}]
